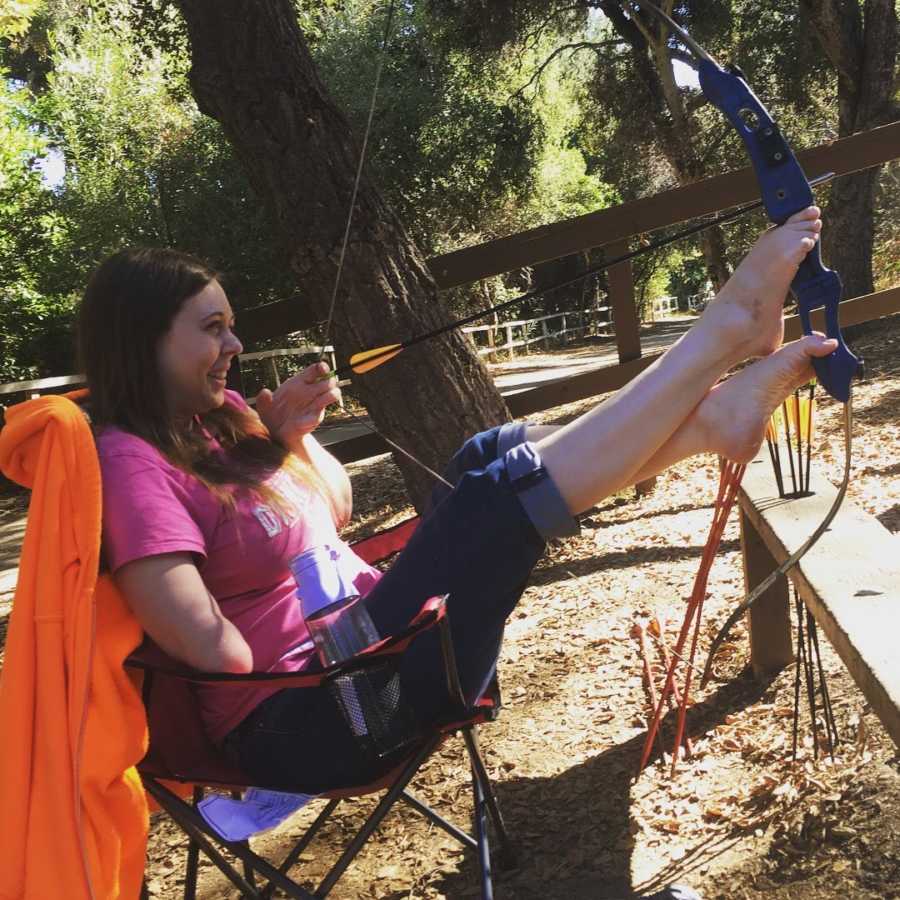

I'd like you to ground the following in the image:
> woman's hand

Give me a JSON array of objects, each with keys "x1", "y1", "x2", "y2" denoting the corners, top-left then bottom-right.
[{"x1": 255, "y1": 361, "x2": 342, "y2": 449}]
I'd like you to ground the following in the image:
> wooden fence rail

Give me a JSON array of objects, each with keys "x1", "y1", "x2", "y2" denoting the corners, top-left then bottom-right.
[{"x1": 232, "y1": 121, "x2": 900, "y2": 352}]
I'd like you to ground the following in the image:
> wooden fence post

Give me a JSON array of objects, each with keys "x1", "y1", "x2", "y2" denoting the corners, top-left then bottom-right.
[
  {"x1": 607, "y1": 238, "x2": 654, "y2": 494},
  {"x1": 606, "y1": 239, "x2": 641, "y2": 364},
  {"x1": 739, "y1": 507, "x2": 793, "y2": 676}
]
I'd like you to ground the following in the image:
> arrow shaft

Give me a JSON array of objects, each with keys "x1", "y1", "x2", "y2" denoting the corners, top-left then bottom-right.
[{"x1": 323, "y1": 176, "x2": 833, "y2": 380}]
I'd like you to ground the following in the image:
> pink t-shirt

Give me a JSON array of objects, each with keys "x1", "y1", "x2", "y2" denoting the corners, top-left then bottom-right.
[{"x1": 96, "y1": 391, "x2": 381, "y2": 741}]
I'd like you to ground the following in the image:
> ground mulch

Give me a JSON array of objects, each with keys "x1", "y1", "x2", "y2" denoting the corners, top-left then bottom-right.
[{"x1": 3, "y1": 317, "x2": 900, "y2": 899}]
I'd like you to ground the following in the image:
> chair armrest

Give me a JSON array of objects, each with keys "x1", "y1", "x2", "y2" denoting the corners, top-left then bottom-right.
[{"x1": 124, "y1": 594, "x2": 449, "y2": 688}]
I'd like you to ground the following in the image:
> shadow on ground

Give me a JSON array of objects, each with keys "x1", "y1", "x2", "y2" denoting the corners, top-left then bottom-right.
[{"x1": 429, "y1": 672, "x2": 767, "y2": 899}]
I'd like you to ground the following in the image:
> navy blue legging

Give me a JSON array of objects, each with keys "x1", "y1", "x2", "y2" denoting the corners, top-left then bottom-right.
[{"x1": 229, "y1": 425, "x2": 577, "y2": 792}]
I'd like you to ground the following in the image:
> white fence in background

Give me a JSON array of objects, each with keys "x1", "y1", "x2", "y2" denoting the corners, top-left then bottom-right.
[
  {"x1": 463, "y1": 305, "x2": 613, "y2": 359},
  {"x1": 652, "y1": 295, "x2": 679, "y2": 316},
  {"x1": 651, "y1": 292, "x2": 713, "y2": 317},
  {"x1": 239, "y1": 346, "x2": 337, "y2": 387}
]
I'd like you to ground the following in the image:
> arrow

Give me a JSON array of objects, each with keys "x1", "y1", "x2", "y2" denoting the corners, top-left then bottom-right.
[{"x1": 318, "y1": 173, "x2": 835, "y2": 381}]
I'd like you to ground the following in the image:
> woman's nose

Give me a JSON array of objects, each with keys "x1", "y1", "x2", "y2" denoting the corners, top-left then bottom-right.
[{"x1": 225, "y1": 329, "x2": 243, "y2": 356}]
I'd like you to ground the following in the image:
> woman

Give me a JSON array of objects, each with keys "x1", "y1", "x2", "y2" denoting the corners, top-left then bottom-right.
[{"x1": 82, "y1": 210, "x2": 834, "y2": 900}]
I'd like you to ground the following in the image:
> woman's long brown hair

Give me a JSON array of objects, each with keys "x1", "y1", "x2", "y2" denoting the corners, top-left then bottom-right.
[{"x1": 78, "y1": 247, "x2": 331, "y2": 511}]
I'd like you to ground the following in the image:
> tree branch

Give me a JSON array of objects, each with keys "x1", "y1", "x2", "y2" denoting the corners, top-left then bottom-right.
[
  {"x1": 521, "y1": 4, "x2": 585, "y2": 53},
  {"x1": 696, "y1": 123, "x2": 735, "y2": 170},
  {"x1": 622, "y1": 1, "x2": 657, "y2": 47},
  {"x1": 512, "y1": 39, "x2": 625, "y2": 98},
  {"x1": 600, "y1": 0, "x2": 648, "y2": 53}
]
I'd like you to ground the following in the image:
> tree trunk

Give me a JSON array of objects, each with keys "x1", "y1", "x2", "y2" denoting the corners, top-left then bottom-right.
[
  {"x1": 800, "y1": 0, "x2": 899, "y2": 300},
  {"x1": 173, "y1": 0, "x2": 509, "y2": 509},
  {"x1": 698, "y1": 226, "x2": 732, "y2": 291}
]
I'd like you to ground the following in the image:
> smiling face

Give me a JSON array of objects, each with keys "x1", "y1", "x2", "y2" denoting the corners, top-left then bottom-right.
[{"x1": 156, "y1": 279, "x2": 243, "y2": 420}]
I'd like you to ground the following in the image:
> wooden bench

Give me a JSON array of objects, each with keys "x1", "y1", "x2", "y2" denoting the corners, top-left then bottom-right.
[{"x1": 737, "y1": 452, "x2": 900, "y2": 748}]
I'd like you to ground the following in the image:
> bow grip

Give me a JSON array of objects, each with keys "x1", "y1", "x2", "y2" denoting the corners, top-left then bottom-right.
[
  {"x1": 792, "y1": 250, "x2": 862, "y2": 404},
  {"x1": 698, "y1": 60, "x2": 813, "y2": 224}
]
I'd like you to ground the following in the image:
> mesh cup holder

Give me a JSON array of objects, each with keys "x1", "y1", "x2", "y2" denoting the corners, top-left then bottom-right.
[{"x1": 326, "y1": 659, "x2": 421, "y2": 759}]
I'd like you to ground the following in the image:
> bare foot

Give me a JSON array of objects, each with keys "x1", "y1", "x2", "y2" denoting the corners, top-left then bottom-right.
[
  {"x1": 701, "y1": 207, "x2": 822, "y2": 359},
  {"x1": 696, "y1": 333, "x2": 836, "y2": 464}
]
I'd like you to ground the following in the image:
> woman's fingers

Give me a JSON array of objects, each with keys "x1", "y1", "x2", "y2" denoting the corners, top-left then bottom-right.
[
  {"x1": 302, "y1": 361, "x2": 333, "y2": 384},
  {"x1": 254, "y1": 363, "x2": 342, "y2": 443},
  {"x1": 308, "y1": 383, "x2": 342, "y2": 414}
]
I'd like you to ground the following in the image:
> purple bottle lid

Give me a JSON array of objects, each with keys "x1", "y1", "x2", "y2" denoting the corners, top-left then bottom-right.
[{"x1": 289, "y1": 544, "x2": 356, "y2": 617}]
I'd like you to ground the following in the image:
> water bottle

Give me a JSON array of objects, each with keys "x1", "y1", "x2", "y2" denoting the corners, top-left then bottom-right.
[
  {"x1": 290, "y1": 545, "x2": 380, "y2": 667},
  {"x1": 290, "y1": 544, "x2": 414, "y2": 755}
]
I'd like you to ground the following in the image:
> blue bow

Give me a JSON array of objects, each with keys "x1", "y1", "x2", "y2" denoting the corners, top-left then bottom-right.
[
  {"x1": 625, "y1": 2, "x2": 860, "y2": 683},
  {"x1": 631, "y1": 0, "x2": 863, "y2": 401}
]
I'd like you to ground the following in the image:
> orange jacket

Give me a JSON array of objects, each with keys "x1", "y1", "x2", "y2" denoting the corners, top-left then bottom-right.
[{"x1": 0, "y1": 394, "x2": 148, "y2": 900}]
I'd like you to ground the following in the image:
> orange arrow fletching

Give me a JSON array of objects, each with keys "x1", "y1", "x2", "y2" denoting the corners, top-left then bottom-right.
[{"x1": 349, "y1": 343, "x2": 403, "y2": 374}]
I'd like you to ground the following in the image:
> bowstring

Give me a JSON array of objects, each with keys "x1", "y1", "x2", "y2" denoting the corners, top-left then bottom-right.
[
  {"x1": 314, "y1": 0, "x2": 453, "y2": 490},
  {"x1": 700, "y1": 388, "x2": 855, "y2": 685},
  {"x1": 317, "y1": 0, "x2": 397, "y2": 362}
]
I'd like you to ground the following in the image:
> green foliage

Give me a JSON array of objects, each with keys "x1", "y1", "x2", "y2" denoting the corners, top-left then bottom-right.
[
  {"x1": 0, "y1": 1, "x2": 299, "y2": 379},
  {"x1": 313, "y1": 2, "x2": 542, "y2": 253},
  {"x1": 874, "y1": 162, "x2": 900, "y2": 291},
  {"x1": 33, "y1": 25, "x2": 189, "y2": 286},
  {"x1": 1, "y1": 0, "x2": 891, "y2": 385},
  {"x1": 666, "y1": 249, "x2": 710, "y2": 309},
  {"x1": 0, "y1": 70, "x2": 74, "y2": 381},
  {"x1": 310, "y1": 1, "x2": 615, "y2": 320},
  {"x1": 0, "y1": 0, "x2": 43, "y2": 40}
]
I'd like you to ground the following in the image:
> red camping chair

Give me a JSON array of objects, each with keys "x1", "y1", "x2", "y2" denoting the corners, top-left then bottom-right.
[{"x1": 128, "y1": 516, "x2": 515, "y2": 899}]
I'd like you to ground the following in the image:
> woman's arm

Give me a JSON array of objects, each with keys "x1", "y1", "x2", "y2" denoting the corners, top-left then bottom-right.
[
  {"x1": 115, "y1": 552, "x2": 254, "y2": 673},
  {"x1": 254, "y1": 363, "x2": 351, "y2": 527},
  {"x1": 293, "y1": 433, "x2": 352, "y2": 528}
]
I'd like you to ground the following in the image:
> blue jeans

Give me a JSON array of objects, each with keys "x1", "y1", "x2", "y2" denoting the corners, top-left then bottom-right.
[{"x1": 231, "y1": 425, "x2": 579, "y2": 792}]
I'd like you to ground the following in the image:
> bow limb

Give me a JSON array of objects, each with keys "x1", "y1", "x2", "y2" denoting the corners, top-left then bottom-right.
[
  {"x1": 700, "y1": 398, "x2": 853, "y2": 687},
  {"x1": 692, "y1": 57, "x2": 862, "y2": 402},
  {"x1": 629, "y1": 0, "x2": 862, "y2": 403}
]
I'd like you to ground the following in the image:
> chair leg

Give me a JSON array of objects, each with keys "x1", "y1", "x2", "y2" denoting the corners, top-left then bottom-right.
[
  {"x1": 183, "y1": 786, "x2": 205, "y2": 900},
  {"x1": 316, "y1": 737, "x2": 439, "y2": 898},
  {"x1": 237, "y1": 840, "x2": 256, "y2": 892},
  {"x1": 470, "y1": 768, "x2": 494, "y2": 900},
  {"x1": 231, "y1": 790, "x2": 257, "y2": 892},
  {"x1": 399, "y1": 791, "x2": 477, "y2": 849},
  {"x1": 462, "y1": 727, "x2": 516, "y2": 867}
]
